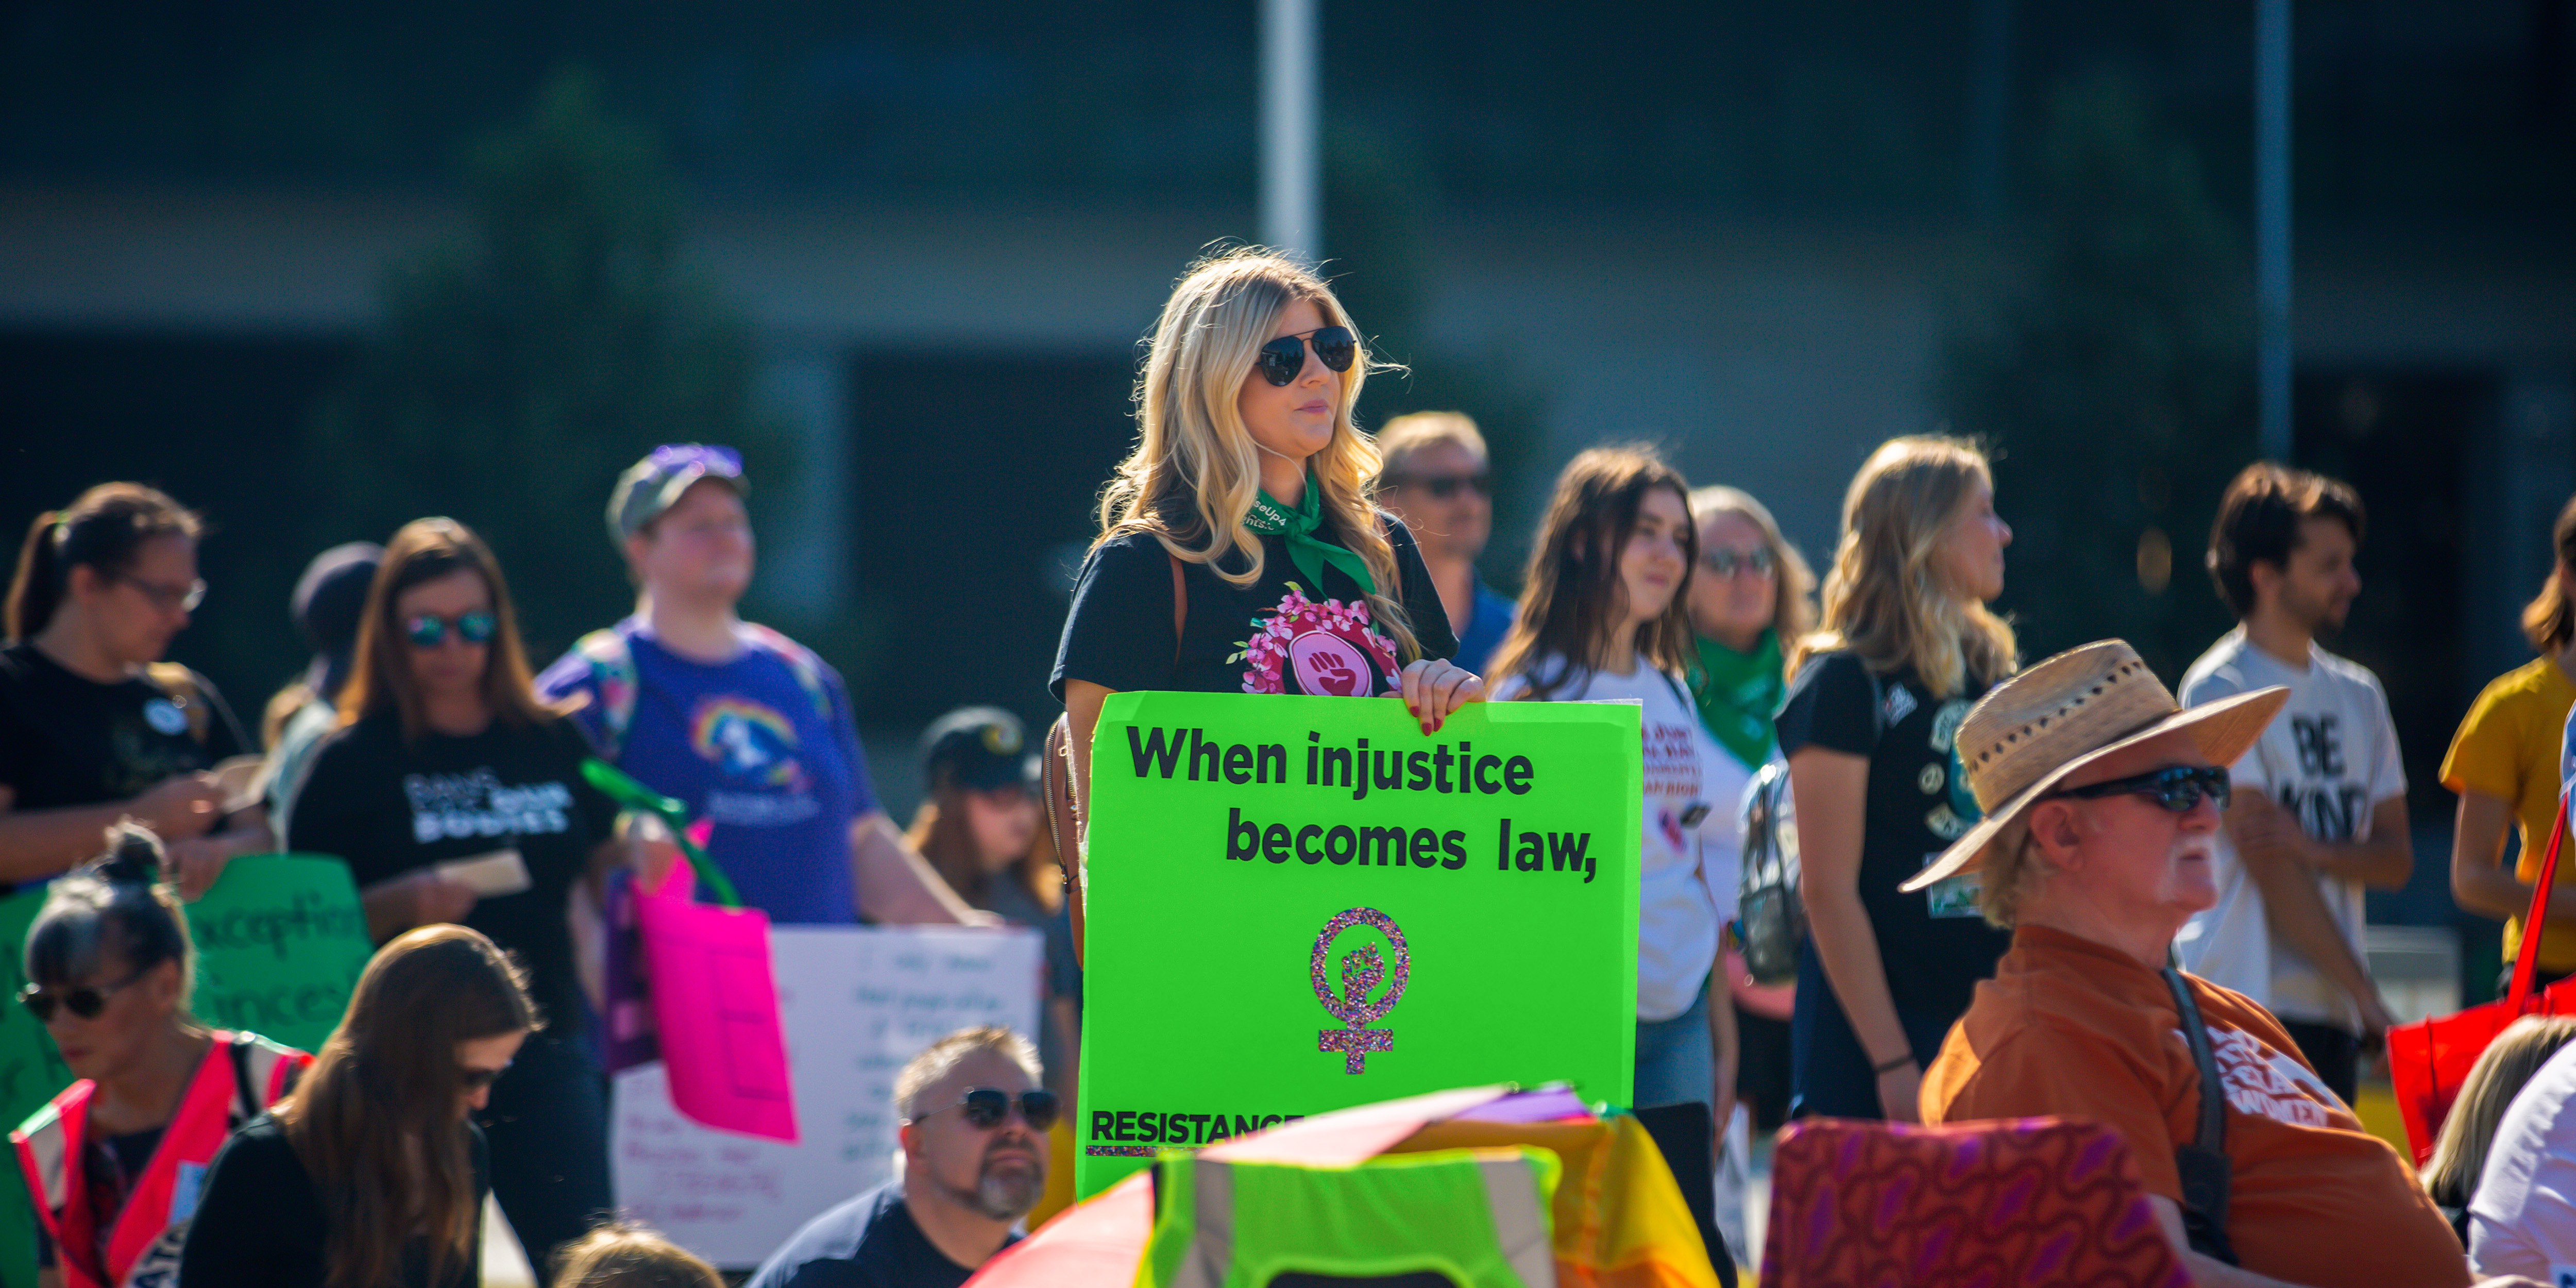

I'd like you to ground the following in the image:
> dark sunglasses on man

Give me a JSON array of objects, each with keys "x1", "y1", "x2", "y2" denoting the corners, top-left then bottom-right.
[
  {"x1": 1387, "y1": 472, "x2": 1492, "y2": 501},
  {"x1": 2049, "y1": 765, "x2": 2232, "y2": 814},
  {"x1": 19, "y1": 968, "x2": 149, "y2": 1023},
  {"x1": 909, "y1": 1087, "x2": 1060, "y2": 1132},
  {"x1": 404, "y1": 611, "x2": 497, "y2": 650},
  {"x1": 1255, "y1": 326, "x2": 1357, "y2": 386}
]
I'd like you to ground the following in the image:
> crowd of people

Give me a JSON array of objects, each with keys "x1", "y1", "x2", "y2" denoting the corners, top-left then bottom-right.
[{"x1": 2, "y1": 245, "x2": 2574, "y2": 1286}]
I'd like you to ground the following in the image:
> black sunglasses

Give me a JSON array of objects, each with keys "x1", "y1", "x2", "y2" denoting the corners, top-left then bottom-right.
[
  {"x1": 1389, "y1": 472, "x2": 1492, "y2": 500},
  {"x1": 404, "y1": 611, "x2": 497, "y2": 650},
  {"x1": 1255, "y1": 326, "x2": 1357, "y2": 387},
  {"x1": 19, "y1": 967, "x2": 150, "y2": 1023},
  {"x1": 916, "y1": 1087, "x2": 1060, "y2": 1132},
  {"x1": 461, "y1": 1061, "x2": 513, "y2": 1092},
  {"x1": 2050, "y1": 765, "x2": 2232, "y2": 814},
  {"x1": 1700, "y1": 546, "x2": 1776, "y2": 579}
]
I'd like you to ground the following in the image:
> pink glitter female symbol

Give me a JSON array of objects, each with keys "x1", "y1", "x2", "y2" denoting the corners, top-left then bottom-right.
[{"x1": 1311, "y1": 907, "x2": 1410, "y2": 1074}]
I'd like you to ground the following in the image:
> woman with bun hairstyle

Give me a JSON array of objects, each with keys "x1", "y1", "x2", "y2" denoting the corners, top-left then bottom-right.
[
  {"x1": 1488, "y1": 446, "x2": 1742, "y2": 1148},
  {"x1": 283, "y1": 518, "x2": 621, "y2": 1275},
  {"x1": 8, "y1": 823, "x2": 309, "y2": 1288},
  {"x1": 1053, "y1": 248, "x2": 1482, "y2": 840},
  {"x1": 1777, "y1": 435, "x2": 2016, "y2": 1122},
  {"x1": 180, "y1": 924, "x2": 536, "y2": 1288},
  {"x1": 1, "y1": 484, "x2": 261, "y2": 895}
]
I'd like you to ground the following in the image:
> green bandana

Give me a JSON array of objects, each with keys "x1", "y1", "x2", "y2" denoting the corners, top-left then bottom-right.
[
  {"x1": 1692, "y1": 629, "x2": 1785, "y2": 771},
  {"x1": 1245, "y1": 469, "x2": 1377, "y2": 597}
]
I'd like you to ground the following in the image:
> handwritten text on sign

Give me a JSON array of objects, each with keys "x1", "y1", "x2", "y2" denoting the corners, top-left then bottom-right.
[{"x1": 611, "y1": 926, "x2": 1042, "y2": 1269}]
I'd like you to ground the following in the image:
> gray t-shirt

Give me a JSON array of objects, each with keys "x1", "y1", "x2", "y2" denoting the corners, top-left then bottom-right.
[{"x1": 2174, "y1": 628, "x2": 2405, "y2": 1031}]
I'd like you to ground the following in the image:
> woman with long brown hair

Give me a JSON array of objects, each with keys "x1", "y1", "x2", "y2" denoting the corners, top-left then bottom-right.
[
  {"x1": 1777, "y1": 435, "x2": 2016, "y2": 1123},
  {"x1": 180, "y1": 924, "x2": 537, "y2": 1288},
  {"x1": 282, "y1": 518, "x2": 621, "y2": 1275},
  {"x1": 0, "y1": 483, "x2": 260, "y2": 894},
  {"x1": 1489, "y1": 446, "x2": 1741, "y2": 1156}
]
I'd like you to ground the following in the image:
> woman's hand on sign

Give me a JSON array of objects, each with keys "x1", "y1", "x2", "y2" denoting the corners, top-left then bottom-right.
[
  {"x1": 1397, "y1": 658, "x2": 1484, "y2": 734},
  {"x1": 359, "y1": 869, "x2": 479, "y2": 940},
  {"x1": 132, "y1": 772, "x2": 225, "y2": 840}
]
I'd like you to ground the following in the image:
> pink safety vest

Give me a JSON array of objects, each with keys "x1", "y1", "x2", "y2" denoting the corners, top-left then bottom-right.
[{"x1": 11, "y1": 1031, "x2": 310, "y2": 1288}]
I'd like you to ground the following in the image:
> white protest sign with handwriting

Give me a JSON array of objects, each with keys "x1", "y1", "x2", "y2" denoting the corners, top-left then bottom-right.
[{"x1": 611, "y1": 925, "x2": 1043, "y2": 1268}]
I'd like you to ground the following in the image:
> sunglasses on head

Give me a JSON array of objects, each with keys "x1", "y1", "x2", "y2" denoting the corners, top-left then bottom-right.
[
  {"x1": 1389, "y1": 472, "x2": 1492, "y2": 500},
  {"x1": 1700, "y1": 546, "x2": 1776, "y2": 579},
  {"x1": 1255, "y1": 326, "x2": 1357, "y2": 387},
  {"x1": 915, "y1": 1087, "x2": 1060, "y2": 1132},
  {"x1": 404, "y1": 611, "x2": 497, "y2": 649},
  {"x1": 19, "y1": 968, "x2": 149, "y2": 1023},
  {"x1": 2049, "y1": 765, "x2": 2232, "y2": 814},
  {"x1": 460, "y1": 1061, "x2": 512, "y2": 1092}
]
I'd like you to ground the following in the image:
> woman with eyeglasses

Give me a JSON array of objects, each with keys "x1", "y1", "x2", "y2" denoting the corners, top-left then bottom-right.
[
  {"x1": 1, "y1": 484, "x2": 262, "y2": 895},
  {"x1": 8, "y1": 823, "x2": 310, "y2": 1288},
  {"x1": 181, "y1": 923, "x2": 536, "y2": 1288},
  {"x1": 1777, "y1": 436, "x2": 2016, "y2": 1123},
  {"x1": 282, "y1": 517, "x2": 622, "y2": 1276},
  {"x1": 1486, "y1": 446, "x2": 1742, "y2": 1179},
  {"x1": 1053, "y1": 248, "x2": 1480, "y2": 842}
]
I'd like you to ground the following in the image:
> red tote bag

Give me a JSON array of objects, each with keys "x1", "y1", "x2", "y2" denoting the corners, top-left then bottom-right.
[{"x1": 2386, "y1": 788, "x2": 2576, "y2": 1164}]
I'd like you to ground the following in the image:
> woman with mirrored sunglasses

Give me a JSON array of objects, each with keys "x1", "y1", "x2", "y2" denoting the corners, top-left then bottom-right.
[
  {"x1": 0, "y1": 483, "x2": 264, "y2": 896},
  {"x1": 9, "y1": 822, "x2": 311, "y2": 1288},
  {"x1": 1054, "y1": 248, "x2": 1480, "y2": 866},
  {"x1": 182, "y1": 924, "x2": 535, "y2": 1288},
  {"x1": 282, "y1": 518, "x2": 624, "y2": 1276}
]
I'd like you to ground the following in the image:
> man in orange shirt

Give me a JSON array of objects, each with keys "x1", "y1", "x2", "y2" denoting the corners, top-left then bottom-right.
[{"x1": 1908, "y1": 640, "x2": 2537, "y2": 1288}]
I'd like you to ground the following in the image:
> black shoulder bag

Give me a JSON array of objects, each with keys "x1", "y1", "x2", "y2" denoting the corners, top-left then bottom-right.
[{"x1": 2160, "y1": 967, "x2": 2240, "y2": 1265}]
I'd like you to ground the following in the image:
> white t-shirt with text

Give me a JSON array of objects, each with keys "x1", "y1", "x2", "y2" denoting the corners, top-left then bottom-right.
[
  {"x1": 2173, "y1": 628, "x2": 2405, "y2": 1032},
  {"x1": 1497, "y1": 654, "x2": 1740, "y2": 1022}
]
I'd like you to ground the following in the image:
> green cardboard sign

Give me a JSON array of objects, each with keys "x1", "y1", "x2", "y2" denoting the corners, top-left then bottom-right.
[
  {"x1": 184, "y1": 854, "x2": 375, "y2": 1055},
  {"x1": 0, "y1": 887, "x2": 65, "y2": 1288},
  {"x1": 1076, "y1": 692, "x2": 1642, "y2": 1198}
]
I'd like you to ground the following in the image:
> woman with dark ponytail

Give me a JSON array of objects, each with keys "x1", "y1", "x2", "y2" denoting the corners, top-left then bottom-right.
[
  {"x1": 0, "y1": 485, "x2": 261, "y2": 894},
  {"x1": 8, "y1": 823, "x2": 310, "y2": 1288},
  {"x1": 181, "y1": 924, "x2": 534, "y2": 1288}
]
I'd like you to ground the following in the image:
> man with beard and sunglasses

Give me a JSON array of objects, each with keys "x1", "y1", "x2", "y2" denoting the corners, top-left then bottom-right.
[
  {"x1": 2171, "y1": 464, "x2": 2408, "y2": 1104},
  {"x1": 1371, "y1": 413, "x2": 1516, "y2": 674},
  {"x1": 748, "y1": 1026, "x2": 1050, "y2": 1288},
  {"x1": 1913, "y1": 642, "x2": 2526, "y2": 1288}
]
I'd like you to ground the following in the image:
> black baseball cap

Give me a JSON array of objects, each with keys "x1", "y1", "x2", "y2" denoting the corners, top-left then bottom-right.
[{"x1": 921, "y1": 707, "x2": 1038, "y2": 792}]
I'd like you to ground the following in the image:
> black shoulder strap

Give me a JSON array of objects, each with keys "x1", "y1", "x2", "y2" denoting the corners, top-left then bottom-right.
[
  {"x1": 229, "y1": 1038, "x2": 261, "y2": 1123},
  {"x1": 2161, "y1": 967, "x2": 2239, "y2": 1265}
]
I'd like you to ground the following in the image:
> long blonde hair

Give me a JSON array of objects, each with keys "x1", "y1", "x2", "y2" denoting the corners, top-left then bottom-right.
[
  {"x1": 2422, "y1": 1015, "x2": 2576, "y2": 1211},
  {"x1": 1789, "y1": 435, "x2": 2016, "y2": 699},
  {"x1": 1096, "y1": 247, "x2": 1420, "y2": 659}
]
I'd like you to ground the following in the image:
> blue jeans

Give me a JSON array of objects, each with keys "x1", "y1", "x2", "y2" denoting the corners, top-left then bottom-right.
[
  {"x1": 1788, "y1": 939, "x2": 1955, "y2": 1120},
  {"x1": 1635, "y1": 974, "x2": 1715, "y2": 1111}
]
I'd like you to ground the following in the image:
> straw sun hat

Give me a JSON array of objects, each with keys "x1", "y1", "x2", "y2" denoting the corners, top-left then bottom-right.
[{"x1": 1899, "y1": 640, "x2": 2290, "y2": 895}]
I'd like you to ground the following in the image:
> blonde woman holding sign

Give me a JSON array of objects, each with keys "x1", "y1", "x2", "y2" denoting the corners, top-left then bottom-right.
[
  {"x1": 1487, "y1": 446, "x2": 1740, "y2": 1154},
  {"x1": 1052, "y1": 248, "x2": 1481, "y2": 840}
]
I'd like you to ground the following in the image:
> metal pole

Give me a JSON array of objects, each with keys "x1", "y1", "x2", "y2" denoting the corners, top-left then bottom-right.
[
  {"x1": 2255, "y1": 0, "x2": 2293, "y2": 461},
  {"x1": 1260, "y1": 0, "x2": 1320, "y2": 263}
]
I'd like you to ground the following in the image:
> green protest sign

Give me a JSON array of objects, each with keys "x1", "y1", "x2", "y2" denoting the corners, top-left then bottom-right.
[
  {"x1": 0, "y1": 888, "x2": 66, "y2": 1288},
  {"x1": 184, "y1": 854, "x2": 375, "y2": 1054},
  {"x1": 1076, "y1": 692, "x2": 1641, "y2": 1198}
]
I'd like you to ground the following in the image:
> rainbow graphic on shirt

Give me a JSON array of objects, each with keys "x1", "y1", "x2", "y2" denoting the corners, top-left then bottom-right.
[{"x1": 689, "y1": 697, "x2": 807, "y2": 790}]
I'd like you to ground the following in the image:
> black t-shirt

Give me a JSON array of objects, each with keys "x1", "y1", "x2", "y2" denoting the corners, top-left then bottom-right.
[
  {"x1": 283, "y1": 711, "x2": 615, "y2": 1034},
  {"x1": 1773, "y1": 648, "x2": 2010, "y2": 1022},
  {"x1": 743, "y1": 1180, "x2": 1015, "y2": 1288},
  {"x1": 179, "y1": 1114, "x2": 487, "y2": 1288},
  {"x1": 1050, "y1": 513, "x2": 1459, "y2": 700},
  {"x1": 0, "y1": 642, "x2": 247, "y2": 812}
]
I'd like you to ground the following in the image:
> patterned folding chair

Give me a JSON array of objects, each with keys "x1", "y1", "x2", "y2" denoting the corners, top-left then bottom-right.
[{"x1": 1759, "y1": 1117, "x2": 2189, "y2": 1288}]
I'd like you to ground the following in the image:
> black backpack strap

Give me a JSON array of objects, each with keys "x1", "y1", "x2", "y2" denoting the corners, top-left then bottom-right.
[{"x1": 2161, "y1": 967, "x2": 2240, "y2": 1266}]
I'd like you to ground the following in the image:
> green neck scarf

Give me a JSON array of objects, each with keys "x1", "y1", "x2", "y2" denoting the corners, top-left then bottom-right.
[
  {"x1": 1693, "y1": 629, "x2": 1785, "y2": 771},
  {"x1": 1246, "y1": 470, "x2": 1377, "y2": 596}
]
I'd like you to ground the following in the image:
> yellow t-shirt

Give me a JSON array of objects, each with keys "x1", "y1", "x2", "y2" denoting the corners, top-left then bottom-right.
[{"x1": 2439, "y1": 656, "x2": 2576, "y2": 973}]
